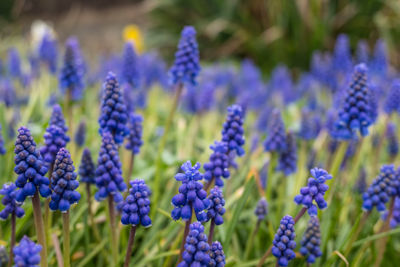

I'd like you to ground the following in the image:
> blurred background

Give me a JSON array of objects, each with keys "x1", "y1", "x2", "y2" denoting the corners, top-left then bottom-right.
[{"x1": 0, "y1": 0, "x2": 400, "y2": 75}]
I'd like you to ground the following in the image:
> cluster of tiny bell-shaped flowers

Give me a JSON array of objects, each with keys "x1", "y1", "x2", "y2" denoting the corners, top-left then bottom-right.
[
  {"x1": 0, "y1": 124, "x2": 5, "y2": 155},
  {"x1": 300, "y1": 217, "x2": 322, "y2": 263},
  {"x1": 98, "y1": 72, "x2": 129, "y2": 145},
  {"x1": 333, "y1": 63, "x2": 372, "y2": 140},
  {"x1": 178, "y1": 222, "x2": 210, "y2": 267},
  {"x1": 272, "y1": 215, "x2": 296, "y2": 267},
  {"x1": 206, "y1": 186, "x2": 225, "y2": 225},
  {"x1": 0, "y1": 182, "x2": 25, "y2": 220},
  {"x1": 13, "y1": 236, "x2": 42, "y2": 266},
  {"x1": 277, "y1": 132, "x2": 297, "y2": 176},
  {"x1": 254, "y1": 197, "x2": 268, "y2": 221},
  {"x1": 14, "y1": 127, "x2": 51, "y2": 203},
  {"x1": 264, "y1": 109, "x2": 287, "y2": 153},
  {"x1": 384, "y1": 80, "x2": 400, "y2": 115},
  {"x1": 121, "y1": 41, "x2": 140, "y2": 88},
  {"x1": 209, "y1": 241, "x2": 225, "y2": 267},
  {"x1": 79, "y1": 148, "x2": 96, "y2": 184},
  {"x1": 121, "y1": 179, "x2": 152, "y2": 227},
  {"x1": 294, "y1": 168, "x2": 333, "y2": 216},
  {"x1": 95, "y1": 132, "x2": 127, "y2": 203},
  {"x1": 74, "y1": 120, "x2": 86, "y2": 148},
  {"x1": 125, "y1": 113, "x2": 143, "y2": 155},
  {"x1": 49, "y1": 104, "x2": 68, "y2": 133},
  {"x1": 203, "y1": 141, "x2": 230, "y2": 187},
  {"x1": 386, "y1": 123, "x2": 398, "y2": 158},
  {"x1": 171, "y1": 161, "x2": 209, "y2": 222},
  {"x1": 169, "y1": 26, "x2": 201, "y2": 86},
  {"x1": 40, "y1": 125, "x2": 69, "y2": 167},
  {"x1": 221, "y1": 104, "x2": 245, "y2": 158},
  {"x1": 362, "y1": 165, "x2": 399, "y2": 212},
  {"x1": 49, "y1": 148, "x2": 81, "y2": 212}
]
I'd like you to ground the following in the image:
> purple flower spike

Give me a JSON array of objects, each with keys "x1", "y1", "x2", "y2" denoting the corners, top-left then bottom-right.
[
  {"x1": 277, "y1": 132, "x2": 297, "y2": 176},
  {"x1": 94, "y1": 132, "x2": 127, "y2": 203},
  {"x1": 362, "y1": 165, "x2": 398, "y2": 212},
  {"x1": 206, "y1": 186, "x2": 225, "y2": 225},
  {"x1": 49, "y1": 148, "x2": 80, "y2": 212},
  {"x1": 13, "y1": 236, "x2": 42, "y2": 266},
  {"x1": 98, "y1": 72, "x2": 129, "y2": 145},
  {"x1": 300, "y1": 217, "x2": 322, "y2": 263},
  {"x1": 120, "y1": 179, "x2": 152, "y2": 227},
  {"x1": 0, "y1": 124, "x2": 6, "y2": 155},
  {"x1": 0, "y1": 183, "x2": 25, "y2": 220},
  {"x1": 121, "y1": 42, "x2": 140, "y2": 88},
  {"x1": 209, "y1": 241, "x2": 225, "y2": 267},
  {"x1": 171, "y1": 161, "x2": 209, "y2": 222},
  {"x1": 221, "y1": 104, "x2": 245, "y2": 157},
  {"x1": 271, "y1": 215, "x2": 296, "y2": 267},
  {"x1": 177, "y1": 222, "x2": 210, "y2": 267},
  {"x1": 14, "y1": 127, "x2": 51, "y2": 203},
  {"x1": 79, "y1": 148, "x2": 96, "y2": 184},
  {"x1": 203, "y1": 141, "x2": 230, "y2": 187},
  {"x1": 254, "y1": 197, "x2": 268, "y2": 221},
  {"x1": 294, "y1": 168, "x2": 333, "y2": 216},
  {"x1": 125, "y1": 113, "x2": 143, "y2": 155},
  {"x1": 263, "y1": 109, "x2": 286, "y2": 153},
  {"x1": 169, "y1": 26, "x2": 201, "y2": 86}
]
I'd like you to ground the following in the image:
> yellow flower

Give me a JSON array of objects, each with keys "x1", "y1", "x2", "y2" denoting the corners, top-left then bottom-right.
[{"x1": 123, "y1": 24, "x2": 144, "y2": 53}]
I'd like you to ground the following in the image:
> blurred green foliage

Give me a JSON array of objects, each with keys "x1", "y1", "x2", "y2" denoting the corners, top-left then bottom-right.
[{"x1": 149, "y1": 0, "x2": 400, "y2": 74}]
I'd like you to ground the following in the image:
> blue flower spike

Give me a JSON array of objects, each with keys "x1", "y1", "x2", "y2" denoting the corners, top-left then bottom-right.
[
  {"x1": 125, "y1": 113, "x2": 143, "y2": 155},
  {"x1": 121, "y1": 179, "x2": 152, "y2": 227},
  {"x1": 264, "y1": 109, "x2": 287, "y2": 153},
  {"x1": 14, "y1": 127, "x2": 51, "y2": 203},
  {"x1": 254, "y1": 197, "x2": 268, "y2": 221},
  {"x1": 272, "y1": 215, "x2": 296, "y2": 267},
  {"x1": 169, "y1": 26, "x2": 201, "y2": 86},
  {"x1": 0, "y1": 124, "x2": 6, "y2": 155},
  {"x1": 94, "y1": 132, "x2": 127, "y2": 203},
  {"x1": 79, "y1": 148, "x2": 96, "y2": 184},
  {"x1": 49, "y1": 148, "x2": 80, "y2": 212},
  {"x1": 203, "y1": 141, "x2": 230, "y2": 187},
  {"x1": 362, "y1": 165, "x2": 398, "y2": 212},
  {"x1": 221, "y1": 104, "x2": 245, "y2": 157},
  {"x1": 300, "y1": 217, "x2": 322, "y2": 263},
  {"x1": 177, "y1": 222, "x2": 210, "y2": 267},
  {"x1": 209, "y1": 241, "x2": 225, "y2": 267},
  {"x1": 277, "y1": 132, "x2": 297, "y2": 176},
  {"x1": 98, "y1": 72, "x2": 129, "y2": 145},
  {"x1": 0, "y1": 183, "x2": 25, "y2": 220},
  {"x1": 171, "y1": 161, "x2": 209, "y2": 222},
  {"x1": 206, "y1": 186, "x2": 226, "y2": 225},
  {"x1": 294, "y1": 168, "x2": 333, "y2": 216},
  {"x1": 13, "y1": 236, "x2": 42, "y2": 267}
]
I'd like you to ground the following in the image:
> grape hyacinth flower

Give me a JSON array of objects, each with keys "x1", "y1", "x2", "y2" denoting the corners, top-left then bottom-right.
[
  {"x1": 0, "y1": 78, "x2": 16, "y2": 107},
  {"x1": 39, "y1": 125, "x2": 69, "y2": 168},
  {"x1": 38, "y1": 33, "x2": 58, "y2": 74},
  {"x1": 14, "y1": 127, "x2": 51, "y2": 203},
  {"x1": 169, "y1": 26, "x2": 201, "y2": 86},
  {"x1": 13, "y1": 236, "x2": 42, "y2": 267},
  {"x1": 298, "y1": 108, "x2": 321, "y2": 141},
  {"x1": 7, "y1": 48, "x2": 21, "y2": 79},
  {"x1": 49, "y1": 148, "x2": 80, "y2": 212},
  {"x1": 125, "y1": 113, "x2": 143, "y2": 155},
  {"x1": 277, "y1": 132, "x2": 297, "y2": 176},
  {"x1": 178, "y1": 222, "x2": 210, "y2": 267},
  {"x1": 203, "y1": 141, "x2": 230, "y2": 187},
  {"x1": 121, "y1": 179, "x2": 152, "y2": 227},
  {"x1": 79, "y1": 148, "x2": 96, "y2": 184},
  {"x1": 300, "y1": 217, "x2": 322, "y2": 263},
  {"x1": 386, "y1": 123, "x2": 398, "y2": 159},
  {"x1": 49, "y1": 104, "x2": 69, "y2": 133},
  {"x1": 121, "y1": 42, "x2": 140, "y2": 88},
  {"x1": 333, "y1": 63, "x2": 372, "y2": 139},
  {"x1": 271, "y1": 215, "x2": 296, "y2": 267},
  {"x1": 362, "y1": 165, "x2": 398, "y2": 212},
  {"x1": 294, "y1": 168, "x2": 333, "y2": 216},
  {"x1": 254, "y1": 197, "x2": 268, "y2": 221},
  {"x1": 371, "y1": 39, "x2": 388, "y2": 77},
  {"x1": 171, "y1": 161, "x2": 209, "y2": 222},
  {"x1": 0, "y1": 124, "x2": 5, "y2": 155},
  {"x1": 264, "y1": 109, "x2": 287, "y2": 152},
  {"x1": 332, "y1": 34, "x2": 352, "y2": 76},
  {"x1": 74, "y1": 121, "x2": 86, "y2": 148},
  {"x1": 206, "y1": 186, "x2": 225, "y2": 225},
  {"x1": 59, "y1": 37, "x2": 85, "y2": 101},
  {"x1": 209, "y1": 241, "x2": 225, "y2": 267},
  {"x1": 388, "y1": 197, "x2": 400, "y2": 228},
  {"x1": 356, "y1": 40, "x2": 369, "y2": 64},
  {"x1": 94, "y1": 132, "x2": 127, "y2": 203},
  {"x1": 221, "y1": 104, "x2": 245, "y2": 157},
  {"x1": 0, "y1": 183, "x2": 25, "y2": 220},
  {"x1": 384, "y1": 80, "x2": 400, "y2": 115},
  {"x1": 98, "y1": 72, "x2": 129, "y2": 145}
]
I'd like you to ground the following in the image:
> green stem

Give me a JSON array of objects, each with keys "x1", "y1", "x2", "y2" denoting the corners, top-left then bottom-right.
[
  {"x1": 44, "y1": 163, "x2": 54, "y2": 252},
  {"x1": 265, "y1": 153, "x2": 277, "y2": 203},
  {"x1": 62, "y1": 212, "x2": 70, "y2": 267},
  {"x1": 86, "y1": 184, "x2": 101, "y2": 241},
  {"x1": 343, "y1": 211, "x2": 370, "y2": 257},
  {"x1": 152, "y1": 83, "x2": 184, "y2": 217},
  {"x1": 7, "y1": 212, "x2": 16, "y2": 267},
  {"x1": 327, "y1": 141, "x2": 349, "y2": 202},
  {"x1": 107, "y1": 196, "x2": 118, "y2": 266},
  {"x1": 244, "y1": 220, "x2": 261, "y2": 259},
  {"x1": 123, "y1": 226, "x2": 137, "y2": 267},
  {"x1": 32, "y1": 192, "x2": 48, "y2": 267}
]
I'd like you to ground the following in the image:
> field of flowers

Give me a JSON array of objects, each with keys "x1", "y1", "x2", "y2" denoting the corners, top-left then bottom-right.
[{"x1": 0, "y1": 21, "x2": 400, "y2": 267}]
